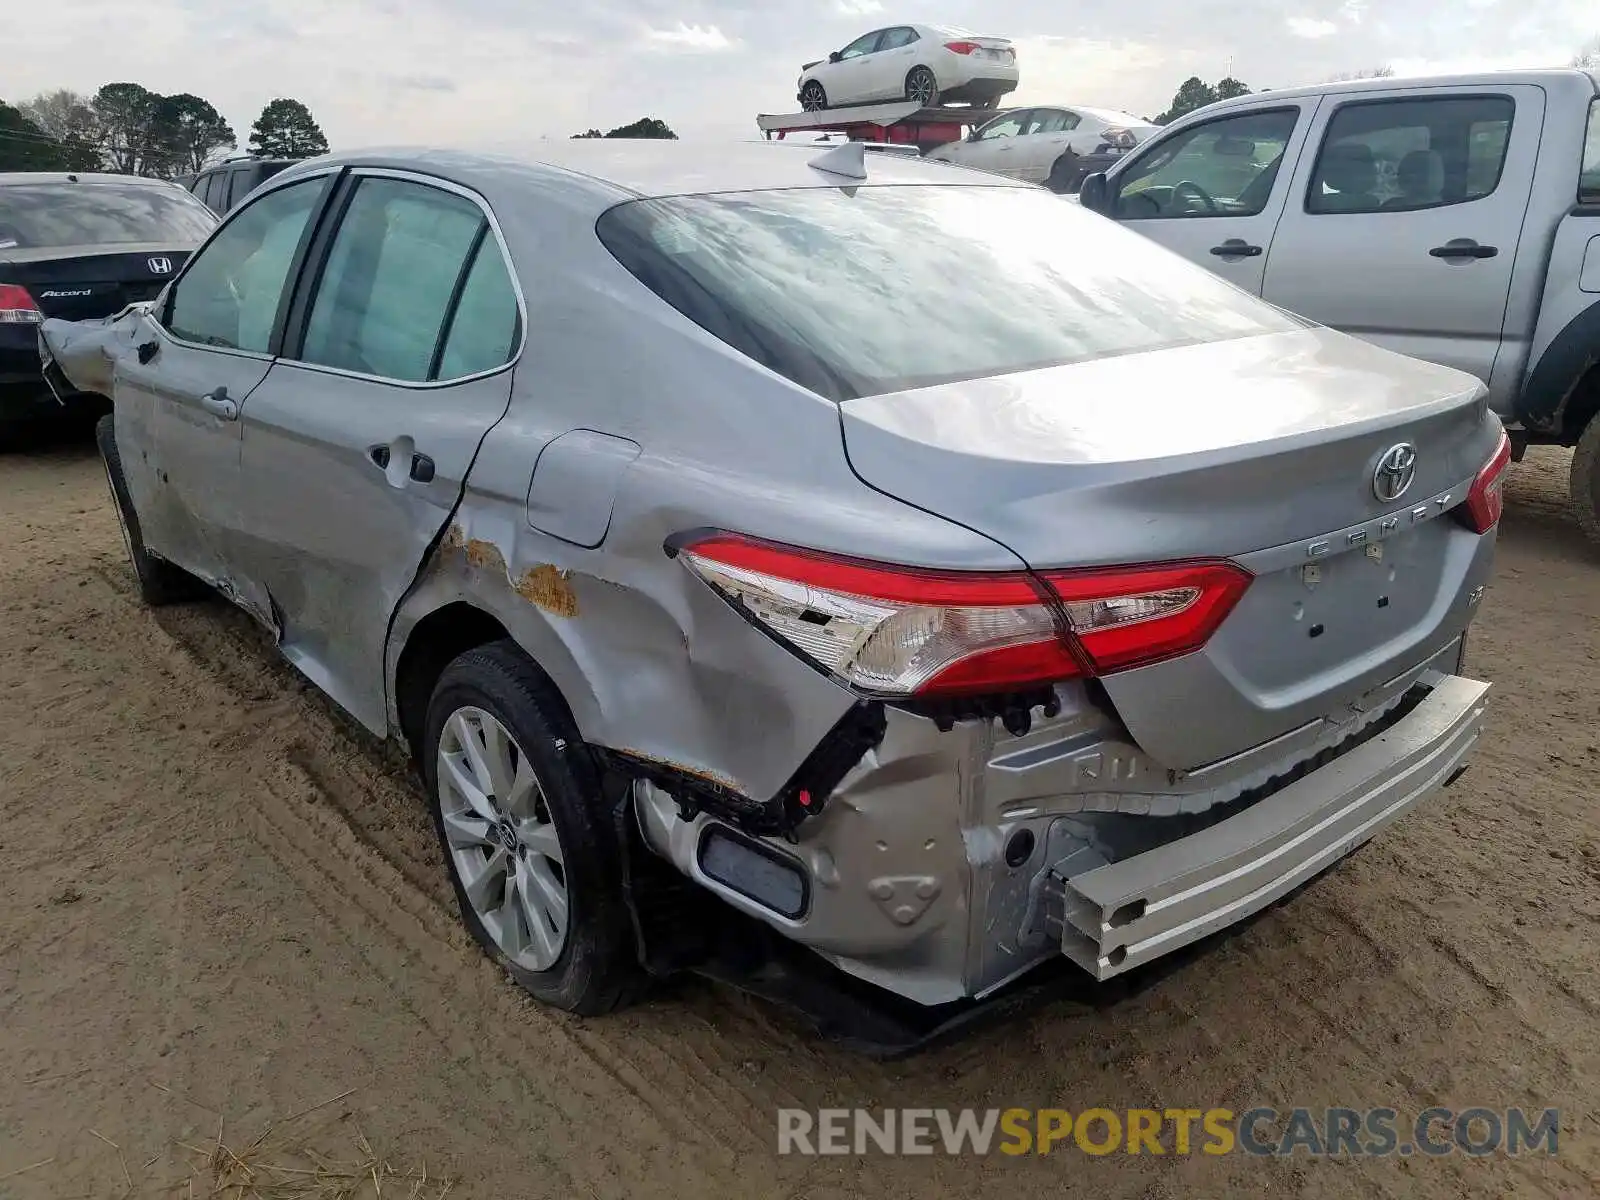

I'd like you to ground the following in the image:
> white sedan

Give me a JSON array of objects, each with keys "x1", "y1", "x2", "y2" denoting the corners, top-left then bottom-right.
[
  {"x1": 927, "y1": 105, "x2": 1159, "y2": 189},
  {"x1": 797, "y1": 24, "x2": 1018, "y2": 111}
]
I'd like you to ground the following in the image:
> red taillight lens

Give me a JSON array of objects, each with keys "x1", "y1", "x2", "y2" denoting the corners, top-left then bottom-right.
[
  {"x1": 1461, "y1": 428, "x2": 1512, "y2": 534},
  {"x1": 944, "y1": 40, "x2": 980, "y2": 54},
  {"x1": 676, "y1": 533, "x2": 1252, "y2": 699},
  {"x1": 0, "y1": 283, "x2": 42, "y2": 325},
  {"x1": 1101, "y1": 127, "x2": 1138, "y2": 149}
]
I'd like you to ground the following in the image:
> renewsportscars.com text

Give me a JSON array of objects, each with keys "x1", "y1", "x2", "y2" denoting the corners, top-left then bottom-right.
[{"x1": 776, "y1": 1107, "x2": 1560, "y2": 1157}]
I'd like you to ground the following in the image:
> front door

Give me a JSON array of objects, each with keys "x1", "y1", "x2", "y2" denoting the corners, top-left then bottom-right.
[
  {"x1": 1015, "y1": 108, "x2": 1079, "y2": 183},
  {"x1": 958, "y1": 109, "x2": 1031, "y2": 178},
  {"x1": 1103, "y1": 103, "x2": 1317, "y2": 294},
  {"x1": 114, "y1": 173, "x2": 332, "y2": 603},
  {"x1": 1261, "y1": 85, "x2": 1542, "y2": 389},
  {"x1": 235, "y1": 171, "x2": 523, "y2": 733}
]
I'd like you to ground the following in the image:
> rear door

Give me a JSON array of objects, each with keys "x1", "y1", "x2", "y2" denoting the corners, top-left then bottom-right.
[
  {"x1": 1262, "y1": 85, "x2": 1542, "y2": 388},
  {"x1": 1017, "y1": 108, "x2": 1079, "y2": 182},
  {"x1": 233, "y1": 170, "x2": 523, "y2": 733},
  {"x1": 874, "y1": 27, "x2": 920, "y2": 100},
  {"x1": 1103, "y1": 103, "x2": 1318, "y2": 293},
  {"x1": 111, "y1": 173, "x2": 334, "y2": 600}
]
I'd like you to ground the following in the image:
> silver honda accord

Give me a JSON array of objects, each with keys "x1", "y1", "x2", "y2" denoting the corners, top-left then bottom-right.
[{"x1": 43, "y1": 140, "x2": 1506, "y2": 1020}]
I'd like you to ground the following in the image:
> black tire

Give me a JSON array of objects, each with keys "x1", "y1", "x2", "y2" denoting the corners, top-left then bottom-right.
[
  {"x1": 905, "y1": 66, "x2": 940, "y2": 107},
  {"x1": 1045, "y1": 151, "x2": 1081, "y2": 195},
  {"x1": 977, "y1": 95, "x2": 1003, "y2": 109},
  {"x1": 1569, "y1": 412, "x2": 1600, "y2": 551},
  {"x1": 800, "y1": 81, "x2": 828, "y2": 112},
  {"x1": 95, "y1": 414, "x2": 204, "y2": 605},
  {"x1": 423, "y1": 641, "x2": 640, "y2": 1015}
]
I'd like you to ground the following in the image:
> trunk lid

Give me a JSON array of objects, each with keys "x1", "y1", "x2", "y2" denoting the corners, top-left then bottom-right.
[
  {"x1": 840, "y1": 327, "x2": 1500, "y2": 770},
  {"x1": 0, "y1": 244, "x2": 190, "y2": 321}
]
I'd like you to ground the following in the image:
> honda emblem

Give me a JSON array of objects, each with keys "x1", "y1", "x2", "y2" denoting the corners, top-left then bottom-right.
[{"x1": 147, "y1": 256, "x2": 174, "y2": 275}]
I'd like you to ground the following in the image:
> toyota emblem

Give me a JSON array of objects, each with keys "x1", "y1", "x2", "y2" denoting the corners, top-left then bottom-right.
[
  {"x1": 147, "y1": 256, "x2": 174, "y2": 275},
  {"x1": 1372, "y1": 443, "x2": 1418, "y2": 503}
]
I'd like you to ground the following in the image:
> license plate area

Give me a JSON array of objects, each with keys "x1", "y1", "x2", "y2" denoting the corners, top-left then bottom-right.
[{"x1": 1209, "y1": 519, "x2": 1458, "y2": 695}]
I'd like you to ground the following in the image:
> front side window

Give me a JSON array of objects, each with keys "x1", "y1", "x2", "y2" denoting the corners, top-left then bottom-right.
[
  {"x1": 165, "y1": 177, "x2": 325, "y2": 352},
  {"x1": 1306, "y1": 95, "x2": 1514, "y2": 215},
  {"x1": 977, "y1": 113, "x2": 1026, "y2": 141},
  {"x1": 596, "y1": 185, "x2": 1301, "y2": 402},
  {"x1": 1114, "y1": 108, "x2": 1299, "y2": 219},
  {"x1": 1581, "y1": 98, "x2": 1600, "y2": 204},
  {"x1": 0, "y1": 181, "x2": 217, "y2": 250},
  {"x1": 299, "y1": 177, "x2": 488, "y2": 382},
  {"x1": 839, "y1": 31, "x2": 881, "y2": 59}
]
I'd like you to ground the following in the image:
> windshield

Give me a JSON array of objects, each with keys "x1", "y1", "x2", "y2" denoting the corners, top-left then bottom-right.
[
  {"x1": 596, "y1": 185, "x2": 1300, "y2": 401},
  {"x1": 0, "y1": 182, "x2": 218, "y2": 251}
]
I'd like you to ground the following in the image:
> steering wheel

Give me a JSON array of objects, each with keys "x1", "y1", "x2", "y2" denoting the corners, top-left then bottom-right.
[{"x1": 1171, "y1": 180, "x2": 1218, "y2": 214}]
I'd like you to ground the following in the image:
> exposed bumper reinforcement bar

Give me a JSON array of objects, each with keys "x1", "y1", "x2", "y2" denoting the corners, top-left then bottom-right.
[{"x1": 1054, "y1": 674, "x2": 1491, "y2": 981}]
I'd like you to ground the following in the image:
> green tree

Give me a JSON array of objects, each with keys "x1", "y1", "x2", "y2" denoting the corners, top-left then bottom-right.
[
  {"x1": 1153, "y1": 76, "x2": 1252, "y2": 125},
  {"x1": 572, "y1": 117, "x2": 678, "y2": 140},
  {"x1": 92, "y1": 82, "x2": 164, "y2": 173},
  {"x1": 248, "y1": 98, "x2": 329, "y2": 159},
  {"x1": 17, "y1": 89, "x2": 103, "y2": 168},
  {"x1": 0, "y1": 100, "x2": 94, "y2": 171},
  {"x1": 157, "y1": 93, "x2": 235, "y2": 173}
]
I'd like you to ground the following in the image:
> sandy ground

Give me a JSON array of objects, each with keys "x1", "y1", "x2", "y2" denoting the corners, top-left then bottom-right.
[{"x1": 1, "y1": 437, "x2": 1598, "y2": 1199}]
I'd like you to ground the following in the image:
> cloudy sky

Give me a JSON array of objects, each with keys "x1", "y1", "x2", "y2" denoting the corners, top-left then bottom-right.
[{"x1": 7, "y1": 0, "x2": 1597, "y2": 147}]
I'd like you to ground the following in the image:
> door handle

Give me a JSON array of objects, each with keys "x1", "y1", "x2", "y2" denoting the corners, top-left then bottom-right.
[
  {"x1": 1210, "y1": 239, "x2": 1263, "y2": 258},
  {"x1": 1429, "y1": 240, "x2": 1498, "y2": 260},
  {"x1": 199, "y1": 386, "x2": 237, "y2": 420},
  {"x1": 368, "y1": 443, "x2": 435, "y2": 483}
]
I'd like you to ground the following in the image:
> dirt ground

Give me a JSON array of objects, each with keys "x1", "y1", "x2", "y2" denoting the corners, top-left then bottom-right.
[{"x1": 1, "y1": 438, "x2": 1597, "y2": 1199}]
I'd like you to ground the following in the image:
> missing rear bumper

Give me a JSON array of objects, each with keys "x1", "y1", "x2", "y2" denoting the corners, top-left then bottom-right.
[{"x1": 1046, "y1": 674, "x2": 1490, "y2": 981}]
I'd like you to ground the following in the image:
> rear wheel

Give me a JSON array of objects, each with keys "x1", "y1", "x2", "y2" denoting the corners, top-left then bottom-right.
[
  {"x1": 905, "y1": 66, "x2": 940, "y2": 106},
  {"x1": 95, "y1": 414, "x2": 204, "y2": 605},
  {"x1": 1045, "y1": 151, "x2": 1082, "y2": 194},
  {"x1": 1569, "y1": 412, "x2": 1600, "y2": 550},
  {"x1": 800, "y1": 81, "x2": 827, "y2": 111},
  {"x1": 423, "y1": 641, "x2": 641, "y2": 1015}
]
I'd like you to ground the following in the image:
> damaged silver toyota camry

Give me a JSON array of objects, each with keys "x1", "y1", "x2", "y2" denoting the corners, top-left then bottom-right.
[{"x1": 42, "y1": 141, "x2": 1507, "y2": 1034}]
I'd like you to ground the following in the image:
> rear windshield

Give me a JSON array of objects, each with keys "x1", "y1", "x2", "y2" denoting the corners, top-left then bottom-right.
[
  {"x1": 0, "y1": 182, "x2": 218, "y2": 251},
  {"x1": 1583, "y1": 99, "x2": 1600, "y2": 205},
  {"x1": 596, "y1": 185, "x2": 1300, "y2": 401}
]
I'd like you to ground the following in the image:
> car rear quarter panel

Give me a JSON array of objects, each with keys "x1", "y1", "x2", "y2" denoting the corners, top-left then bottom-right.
[{"x1": 387, "y1": 204, "x2": 1026, "y2": 801}]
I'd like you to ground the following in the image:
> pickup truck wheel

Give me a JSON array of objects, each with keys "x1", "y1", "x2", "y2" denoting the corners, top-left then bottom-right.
[
  {"x1": 1569, "y1": 412, "x2": 1600, "y2": 550},
  {"x1": 95, "y1": 414, "x2": 204, "y2": 606},
  {"x1": 423, "y1": 641, "x2": 641, "y2": 1015}
]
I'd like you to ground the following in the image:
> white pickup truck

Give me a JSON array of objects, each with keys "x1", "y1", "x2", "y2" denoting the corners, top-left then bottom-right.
[{"x1": 1077, "y1": 69, "x2": 1600, "y2": 544}]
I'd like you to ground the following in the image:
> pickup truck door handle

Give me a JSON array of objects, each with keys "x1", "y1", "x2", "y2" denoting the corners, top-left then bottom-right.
[
  {"x1": 1429, "y1": 240, "x2": 1498, "y2": 260},
  {"x1": 1210, "y1": 239, "x2": 1263, "y2": 258},
  {"x1": 198, "y1": 386, "x2": 238, "y2": 420}
]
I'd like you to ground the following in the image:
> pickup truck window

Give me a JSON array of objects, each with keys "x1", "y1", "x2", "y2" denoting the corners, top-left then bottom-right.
[
  {"x1": 1112, "y1": 108, "x2": 1299, "y2": 220},
  {"x1": 1582, "y1": 99, "x2": 1600, "y2": 204},
  {"x1": 1307, "y1": 95, "x2": 1514, "y2": 215}
]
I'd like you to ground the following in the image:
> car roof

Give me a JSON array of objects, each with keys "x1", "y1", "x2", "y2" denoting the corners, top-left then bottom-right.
[
  {"x1": 1198, "y1": 67, "x2": 1598, "y2": 115},
  {"x1": 0, "y1": 172, "x2": 187, "y2": 188},
  {"x1": 272, "y1": 140, "x2": 1029, "y2": 208}
]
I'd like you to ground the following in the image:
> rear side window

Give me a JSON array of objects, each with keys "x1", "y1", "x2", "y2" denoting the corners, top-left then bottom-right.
[
  {"x1": 0, "y1": 182, "x2": 217, "y2": 249},
  {"x1": 1307, "y1": 95, "x2": 1514, "y2": 215},
  {"x1": 299, "y1": 177, "x2": 489, "y2": 382},
  {"x1": 166, "y1": 178, "x2": 325, "y2": 352},
  {"x1": 1582, "y1": 99, "x2": 1600, "y2": 204},
  {"x1": 435, "y1": 238, "x2": 520, "y2": 379},
  {"x1": 596, "y1": 185, "x2": 1300, "y2": 402}
]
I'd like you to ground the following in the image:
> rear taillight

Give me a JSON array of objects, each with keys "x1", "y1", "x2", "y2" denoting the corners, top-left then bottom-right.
[
  {"x1": 1101, "y1": 127, "x2": 1138, "y2": 150},
  {"x1": 677, "y1": 533, "x2": 1251, "y2": 699},
  {"x1": 1460, "y1": 428, "x2": 1512, "y2": 534},
  {"x1": 944, "y1": 40, "x2": 980, "y2": 54},
  {"x1": 0, "y1": 284, "x2": 42, "y2": 325}
]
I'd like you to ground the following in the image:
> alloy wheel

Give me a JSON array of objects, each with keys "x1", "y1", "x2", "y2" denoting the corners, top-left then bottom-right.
[{"x1": 437, "y1": 705, "x2": 569, "y2": 971}]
